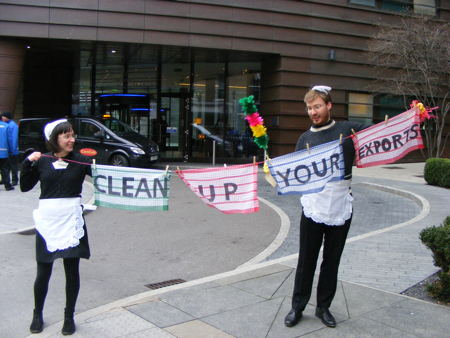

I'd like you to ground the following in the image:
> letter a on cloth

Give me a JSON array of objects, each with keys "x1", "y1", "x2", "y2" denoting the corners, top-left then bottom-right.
[
  {"x1": 92, "y1": 164, "x2": 171, "y2": 211},
  {"x1": 353, "y1": 107, "x2": 424, "y2": 168},
  {"x1": 177, "y1": 163, "x2": 259, "y2": 214},
  {"x1": 268, "y1": 139, "x2": 344, "y2": 195}
]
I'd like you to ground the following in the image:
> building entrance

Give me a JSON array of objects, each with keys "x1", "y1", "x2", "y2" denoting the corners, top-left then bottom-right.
[
  {"x1": 159, "y1": 93, "x2": 191, "y2": 161},
  {"x1": 98, "y1": 93, "x2": 152, "y2": 138}
]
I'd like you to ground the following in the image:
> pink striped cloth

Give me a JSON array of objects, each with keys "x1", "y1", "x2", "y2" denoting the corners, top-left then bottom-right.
[
  {"x1": 353, "y1": 107, "x2": 424, "y2": 168},
  {"x1": 177, "y1": 163, "x2": 259, "y2": 214}
]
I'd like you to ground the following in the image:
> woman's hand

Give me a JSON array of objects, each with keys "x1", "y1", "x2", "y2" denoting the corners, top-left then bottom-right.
[{"x1": 27, "y1": 152, "x2": 42, "y2": 162}]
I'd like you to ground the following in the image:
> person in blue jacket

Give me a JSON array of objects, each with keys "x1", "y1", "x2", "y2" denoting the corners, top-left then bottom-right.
[
  {"x1": 0, "y1": 118, "x2": 13, "y2": 190},
  {"x1": 2, "y1": 112, "x2": 19, "y2": 186}
]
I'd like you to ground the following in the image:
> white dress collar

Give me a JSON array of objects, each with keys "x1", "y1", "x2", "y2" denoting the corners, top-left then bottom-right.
[{"x1": 310, "y1": 120, "x2": 335, "y2": 132}]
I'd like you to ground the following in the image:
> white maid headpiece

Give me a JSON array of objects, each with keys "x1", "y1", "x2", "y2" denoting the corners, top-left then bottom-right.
[
  {"x1": 312, "y1": 85, "x2": 332, "y2": 94},
  {"x1": 44, "y1": 119, "x2": 68, "y2": 141}
]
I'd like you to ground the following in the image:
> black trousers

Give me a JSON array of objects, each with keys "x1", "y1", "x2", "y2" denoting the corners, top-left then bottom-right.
[
  {"x1": 291, "y1": 212, "x2": 351, "y2": 311},
  {"x1": 0, "y1": 158, "x2": 11, "y2": 188},
  {"x1": 7, "y1": 155, "x2": 18, "y2": 184}
]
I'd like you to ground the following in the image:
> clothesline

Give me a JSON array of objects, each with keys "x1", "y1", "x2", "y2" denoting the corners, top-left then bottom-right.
[{"x1": 39, "y1": 131, "x2": 354, "y2": 168}]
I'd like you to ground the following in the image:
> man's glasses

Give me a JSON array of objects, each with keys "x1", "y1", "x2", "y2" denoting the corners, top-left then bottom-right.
[{"x1": 306, "y1": 104, "x2": 324, "y2": 112}]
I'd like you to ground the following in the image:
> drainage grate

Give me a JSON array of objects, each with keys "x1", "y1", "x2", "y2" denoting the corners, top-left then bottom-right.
[{"x1": 145, "y1": 279, "x2": 186, "y2": 290}]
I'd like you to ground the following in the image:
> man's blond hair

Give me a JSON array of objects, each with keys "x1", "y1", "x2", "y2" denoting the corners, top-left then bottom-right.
[{"x1": 304, "y1": 89, "x2": 332, "y2": 104}]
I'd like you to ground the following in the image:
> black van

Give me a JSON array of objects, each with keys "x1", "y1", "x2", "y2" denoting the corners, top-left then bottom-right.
[{"x1": 19, "y1": 116, "x2": 159, "y2": 167}]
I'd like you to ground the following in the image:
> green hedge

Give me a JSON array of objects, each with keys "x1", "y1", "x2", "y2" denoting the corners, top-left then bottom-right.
[
  {"x1": 420, "y1": 216, "x2": 450, "y2": 302},
  {"x1": 424, "y1": 158, "x2": 450, "y2": 188}
]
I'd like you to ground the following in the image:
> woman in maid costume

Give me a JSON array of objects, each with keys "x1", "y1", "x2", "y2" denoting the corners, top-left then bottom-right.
[
  {"x1": 284, "y1": 86, "x2": 369, "y2": 329},
  {"x1": 20, "y1": 119, "x2": 92, "y2": 335}
]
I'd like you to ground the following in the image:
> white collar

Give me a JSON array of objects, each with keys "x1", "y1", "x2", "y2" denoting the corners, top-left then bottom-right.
[{"x1": 310, "y1": 120, "x2": 335, "y2": 132}]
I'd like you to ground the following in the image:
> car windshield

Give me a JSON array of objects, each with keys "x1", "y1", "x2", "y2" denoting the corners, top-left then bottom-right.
[{"x1": 99, "y1": 117, "x2": 137, "y2": 135}]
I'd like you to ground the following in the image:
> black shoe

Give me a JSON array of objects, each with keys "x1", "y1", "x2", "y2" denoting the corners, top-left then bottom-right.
[
  {"x1": 62, "y1": 317, "x2": 75, "y2": 335},
  {"x1": 30, "y1": 310, "x2": 43, "y2": 334},
  {"x1": 62, "y1": 309, "x2": 76, "y2": 335},
  {"x1": 284, "y1": 308, "x2": 302, "y2": 327},
  {"x1": 12, "y1": 181, "x2": 18, "y2": 186},
  {"x1": 5, "y1": 185, "x2": 14, "y2": 191},
  {"x1": 315, "y1": 307, "x2": 336, "y2": 328}
]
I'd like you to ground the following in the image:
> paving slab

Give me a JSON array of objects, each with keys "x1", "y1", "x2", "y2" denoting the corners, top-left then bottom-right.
[
  {"x1": 361, "y1": 298, "x2": 450, "y2": 338},
  {"x1": 165, "y1": 319, "x2": 234, "y2": 338},
  {"x1": 229, "y1": 269, "x2": 292, "y2": 299},
  {"x1": 341, "y1": 281, "x2": 405, "y2": 317},
  {"x1": 303, "y1": 316, "x2": 419, "y2": 338},
  {"x1": 203, "y1": 297, "x2": 284, "y2": 338},
  {"x1": 127, "y1": 299, "x2": 195, "y2": 328},
  {"x1": 160, "y1": 284, "x2": 265, "y2": 318},
  {"x1": 266, "y1": 298, "x2": 343, "y2": 338}
]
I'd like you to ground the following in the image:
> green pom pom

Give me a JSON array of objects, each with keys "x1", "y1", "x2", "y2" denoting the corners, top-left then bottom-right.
[
  {"x1": 239, "y1": 95, "x2": 257, "y2": 115},
  {"x1": 254, "y1": 134, "x2": 269, "y2": 150}
]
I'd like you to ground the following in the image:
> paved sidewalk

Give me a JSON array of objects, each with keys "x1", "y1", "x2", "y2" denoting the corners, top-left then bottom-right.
[{"x1": 20, "y1": 162, "x2": 449, "y2": 338}]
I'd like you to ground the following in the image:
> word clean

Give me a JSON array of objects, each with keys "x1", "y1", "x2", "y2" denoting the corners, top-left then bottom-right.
[{"x1": 94, "y1": 175, "x2": 168, "y2": 198}]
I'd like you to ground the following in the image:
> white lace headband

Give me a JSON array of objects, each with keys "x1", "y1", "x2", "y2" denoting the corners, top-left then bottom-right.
[
  {"x1": 312, "y1": 85, "x2": 332, "y2": 94},
  {"x1": 44, "y1": 119, "x2": 68, "y2": 141}
]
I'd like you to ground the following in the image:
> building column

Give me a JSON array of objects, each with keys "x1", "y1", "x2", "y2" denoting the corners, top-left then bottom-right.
[{"x1": 0, "y1": 39, "x2": 25, "y2": 115}]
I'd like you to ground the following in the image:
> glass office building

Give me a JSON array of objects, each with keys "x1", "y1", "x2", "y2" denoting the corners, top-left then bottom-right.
[
  {"x1": 70, "y1": 42, "x2": 264, "y2": 162},
  {"x1": 1, "y1": 0, "x2": 447, "y2": 161}
]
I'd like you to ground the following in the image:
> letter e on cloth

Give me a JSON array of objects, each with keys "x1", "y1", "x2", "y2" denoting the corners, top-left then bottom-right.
[
  {"x1": 92, "y1": 164, "x2": 171, "y2": 211},
  {"x1": 353, "y1": 107, "x2": 424, "y2": 168},
  {"x1": 177, "y1": 163, "x2": 259, "y2": 214}
]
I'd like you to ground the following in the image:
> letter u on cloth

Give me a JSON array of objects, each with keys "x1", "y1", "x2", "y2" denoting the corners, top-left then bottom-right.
[
  {"x1": 33, "y1": 197, "x2": 84, "y2": 252},
  {"x1": 300, "y1": 180, "x2": 353, "y2": 226}
]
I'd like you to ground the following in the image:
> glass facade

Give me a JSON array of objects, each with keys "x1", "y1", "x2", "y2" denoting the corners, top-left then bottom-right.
[{"x1": 70, "y1": 42, "x2": 262, "y2": 162}]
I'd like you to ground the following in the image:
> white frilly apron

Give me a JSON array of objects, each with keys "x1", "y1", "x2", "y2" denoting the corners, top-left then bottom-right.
[
  {"x1": 33, "y1": 197, "x2": 85, "y2": 252},
  {"x1": 300, "y1": 180, "x2": 353, "y2": 226}
]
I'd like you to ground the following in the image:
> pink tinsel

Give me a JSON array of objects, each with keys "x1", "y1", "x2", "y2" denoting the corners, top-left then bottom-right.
[{"x1": 245, "y1": 112, "x2": 264, "y2": 126}]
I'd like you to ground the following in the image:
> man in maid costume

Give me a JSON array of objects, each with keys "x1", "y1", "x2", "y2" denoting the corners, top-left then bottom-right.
[
  {"x1": 284, "y1": 86, "x2": 368, "y2": 328},
  {"x1": 20, "y1": 119, "x2": 92, "y2": 335}
]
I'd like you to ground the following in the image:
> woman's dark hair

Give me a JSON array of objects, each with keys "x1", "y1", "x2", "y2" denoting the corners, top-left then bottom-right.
[{"x1": 46, "y1": 121, "x2": 74, "y2": 153}]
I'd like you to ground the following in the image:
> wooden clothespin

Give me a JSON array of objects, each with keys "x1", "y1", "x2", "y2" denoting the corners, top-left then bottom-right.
[
  {"x1": 384, "y1": 114, "x2": 388, "y2": 125},
  {"x1": 351, "y1": 128, "x2": 356, "y2": 135},
  {"x1": 176, "y1": 166, "x2": 180, "y2": 172},
  {"x1": 92, "y1": 159, "x2": 96, "y2": 170},
  {"x1": 263, "y1": 155, "x2": 277, "y2": 188},
  {"x1": 224, "y1": 163, "x2": 227, "y2": 167},
  {"x1": 253, "y1": 156, "x2": 256, "y2": 165},
  {"x1": 306, "y1": 143, "x2": 310, "y2": 153},
  {"x1": 165, "y1": 165, "x2": 169, "y2": 175},
  {"x1": 339, "y1": 133, "x2": 343, "y2": 144}
]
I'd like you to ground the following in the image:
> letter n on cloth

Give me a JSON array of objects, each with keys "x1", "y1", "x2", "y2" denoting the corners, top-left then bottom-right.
[
  {"x1": 267, "y1": 139, "x2": 345, "y2": 195},
  {"x1": 352, "y1": 107, "x2": 424, "y2": 168},
  {"x1": 177, "y1": 163, "x2": 259, "y2": 214},
  {"x1": 92, "y1": 164, "x2": 171, "y2": 211}
]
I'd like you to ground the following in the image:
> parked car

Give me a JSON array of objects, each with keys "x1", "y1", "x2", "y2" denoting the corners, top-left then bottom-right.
[{"x1": 18, "y1": 116, "x2": 159, "y2": 167}]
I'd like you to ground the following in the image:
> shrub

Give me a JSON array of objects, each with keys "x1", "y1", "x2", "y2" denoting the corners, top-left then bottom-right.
[
  {"x1": 426, "y1": 271, "x2": 450, "y2": 303},
  {"x1": 424, "y1": 158, "x2": 450, "y2": 188},
  {"x1": 420, "y1": 216, "x2": 450, "y2": 302}
]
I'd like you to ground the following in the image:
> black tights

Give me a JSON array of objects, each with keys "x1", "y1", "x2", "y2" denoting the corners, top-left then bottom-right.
[{"x1": 34, "y1": 258, "x2": 80, "y2": 314}]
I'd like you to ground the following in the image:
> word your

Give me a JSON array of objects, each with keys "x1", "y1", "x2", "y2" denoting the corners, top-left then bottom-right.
[{"x1": 276, "y1": 153, "x2": 340, "y2": 186}]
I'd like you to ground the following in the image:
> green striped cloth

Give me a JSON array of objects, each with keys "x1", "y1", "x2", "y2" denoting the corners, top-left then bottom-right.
[{"x1": 92, "y1": 164, "x2": 171, "y2": 211}]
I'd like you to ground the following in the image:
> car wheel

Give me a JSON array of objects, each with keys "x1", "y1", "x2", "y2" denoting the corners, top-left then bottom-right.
[{"x1": 109, "y1": 154, "x2": 129, "y2": 167}]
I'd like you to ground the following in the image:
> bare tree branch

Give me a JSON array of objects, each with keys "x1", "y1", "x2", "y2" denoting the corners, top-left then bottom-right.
[{"x1": 367, "y1": 15, "x2": 450, "y2": 158}]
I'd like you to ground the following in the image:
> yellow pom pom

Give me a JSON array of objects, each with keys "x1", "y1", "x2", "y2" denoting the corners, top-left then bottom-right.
[{"x1": 250, "y1": 125, "x2": 267, "y2": 138}]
